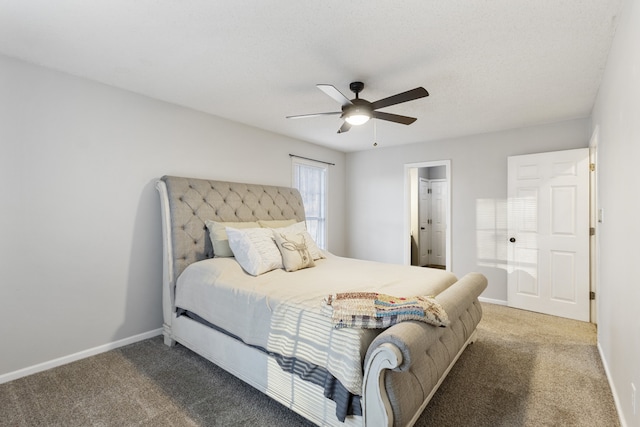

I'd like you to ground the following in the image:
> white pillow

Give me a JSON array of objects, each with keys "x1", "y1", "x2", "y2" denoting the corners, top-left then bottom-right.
[
  {"x1": 205, "y1": 220, "x2": 260, "y2": 257},
  {"x1": 226, "y1": 227, "x2": 283, "y2": 276},
  {"x1": 275, "y1": 222, "x2": 325, "y2": 261},
  {"x1": 273, "y1": 230, "x2": 316, "y2": 272}
]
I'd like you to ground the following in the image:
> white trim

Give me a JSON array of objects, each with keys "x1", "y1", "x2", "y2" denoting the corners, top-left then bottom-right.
[
  {"x1": 478, "y1": 296, "x2": 508, "y2": 306},
  {"x1": 589, "y1": 126, "x2": 599, "y2": 325},
  {"x1": 0, "y1": 328, "x2": 162, "y2": 385},
  {"x1": 598, "y1": 342, "x2": 628, "y2": 427},
  {"x1": 403, "y1": 160, "x2": 452, "y2": 271}
]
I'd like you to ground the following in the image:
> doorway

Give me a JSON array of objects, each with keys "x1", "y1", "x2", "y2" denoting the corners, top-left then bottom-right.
[{"x1": 405, "y1": 160, "x2": 451, "y2": 271}]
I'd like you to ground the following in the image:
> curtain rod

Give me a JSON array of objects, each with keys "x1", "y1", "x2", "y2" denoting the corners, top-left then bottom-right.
[{"x1": 289, "y1": 154, "x2": 335, "y2": 166}]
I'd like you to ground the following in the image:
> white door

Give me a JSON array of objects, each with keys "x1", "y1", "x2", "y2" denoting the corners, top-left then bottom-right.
[
  {"x1": 429, "y1": 180, "x2": 447, "y2": 267},
  {"x1": 507, "y1": 148, "x2": 590, "y2": 321},
  {"x1": 419, "y1": 178, "x2": 430, "y2": 266}
]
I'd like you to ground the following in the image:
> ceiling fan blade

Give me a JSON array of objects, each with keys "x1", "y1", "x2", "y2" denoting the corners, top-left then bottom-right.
[
  {"x1": 373, "y1": 111, "x2": 417, "y2": 125},
  {"x1": 317, "y1": 84, "x2": 353, "y2": 107},
  {"x1": 371, "y1": 87, "x2": 429, "y2": 110},
  {"x1": 286, "y1": 111, "x2": 341, "y2": 119},
  {"x1": 337, "y1": 121, "x2": 352, "y2": 133}
]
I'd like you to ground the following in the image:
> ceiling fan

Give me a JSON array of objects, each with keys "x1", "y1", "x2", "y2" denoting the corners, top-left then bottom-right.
[{"x1": 286, "y1": 81, "x2": 429, "y2": 133}]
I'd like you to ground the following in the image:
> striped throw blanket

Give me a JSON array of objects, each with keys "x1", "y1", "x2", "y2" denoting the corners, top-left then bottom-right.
[{"x1": 323, "y1": 292, "x2": 450, "y2": 329}]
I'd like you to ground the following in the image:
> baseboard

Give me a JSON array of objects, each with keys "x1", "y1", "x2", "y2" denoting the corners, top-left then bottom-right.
[
  {"x1": 597, "y1": 342, "x2": 628, "y2": 427},
  {"x1": 0, "y1": 328, "x2": 162, "y2": 385},
  {"x1": 478, "y1": 296, "x2": 508, "y2": 306}
]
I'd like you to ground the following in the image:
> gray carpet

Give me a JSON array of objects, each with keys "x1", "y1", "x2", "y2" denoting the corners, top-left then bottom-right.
[{"x1": 0, "y1": 303, "x2": 619, "y2": 426}]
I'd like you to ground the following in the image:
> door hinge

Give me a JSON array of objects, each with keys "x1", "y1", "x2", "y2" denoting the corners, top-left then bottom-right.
[
  {"x1": 590, "y1": 227, "x2": 595, "y2": 236},
  {"x1": 590, "y1": 163, "x2": 595, "y2": 172},
  {"x1": 590, "y1": 291, "x2": 596, "y2": 300}
]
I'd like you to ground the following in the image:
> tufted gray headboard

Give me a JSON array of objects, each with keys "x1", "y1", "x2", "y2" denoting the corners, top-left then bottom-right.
[{"x1": 157, "y1": 175, "x2": 306, "y2": 287}]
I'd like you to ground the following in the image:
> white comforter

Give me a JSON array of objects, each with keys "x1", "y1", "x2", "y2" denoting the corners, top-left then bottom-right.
[{"x1": 174, "y1": 253, "x2": 457, "y2": 395}]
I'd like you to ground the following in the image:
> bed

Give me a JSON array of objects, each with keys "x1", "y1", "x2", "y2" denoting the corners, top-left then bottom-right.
[{"x1": 156, "y1": 175, "x2": 487, "y2": 426}]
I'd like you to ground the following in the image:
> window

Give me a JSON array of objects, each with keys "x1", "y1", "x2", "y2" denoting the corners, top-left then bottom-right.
[{"x1": 292, "y1": 158, "x2": 328, "y2": 249}]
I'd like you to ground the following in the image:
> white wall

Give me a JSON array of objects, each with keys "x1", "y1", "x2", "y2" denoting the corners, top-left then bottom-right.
[
  {"x1": 591, "y1": 0, "x2": 640, "y2": 424},
  {"x1": 345, "y1": 119, "x2": 590, "y2": 302},
  {"x1": 0, "y1": 55, "x2": 346, "y2": 378}
]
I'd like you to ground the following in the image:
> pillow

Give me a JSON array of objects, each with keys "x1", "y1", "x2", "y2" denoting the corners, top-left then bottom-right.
[
  {"x1": 273, "y1": 231, "x2": 316, "y2": 272},
  {"x1": 258, "y1": 219, "x2": 297, "y2": 229},
  {"x1": 226, "y1": 227, "x2": 283, "y2": 276},
  {"x1": 275, "y1": 222, "x2": 325, "y2": 261},
  {"x1": 205, "y1": 220, "x2": 260, "y2": 257}
]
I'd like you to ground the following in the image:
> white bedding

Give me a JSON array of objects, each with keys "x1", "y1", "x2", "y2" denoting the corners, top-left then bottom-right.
[{"x1": 174, "y1": 253, "x2": 458, "y2": 394}]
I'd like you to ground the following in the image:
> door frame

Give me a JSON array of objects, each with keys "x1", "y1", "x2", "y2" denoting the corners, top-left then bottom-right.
[
  {"x1": 589, "y1": 126, "x2": 599, "y2": 324},
  {"x1": 404, "y1": 160, "x2": 452, "y2": 271}
]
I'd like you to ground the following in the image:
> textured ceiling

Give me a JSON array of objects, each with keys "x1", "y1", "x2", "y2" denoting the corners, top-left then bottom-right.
[{"x1": 0, "y1": 0, "x2": 624, "y2": 152}]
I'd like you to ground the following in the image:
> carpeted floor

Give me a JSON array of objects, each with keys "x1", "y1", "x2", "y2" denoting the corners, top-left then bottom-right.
[{"x1": 0, "y1": 303, "x2": 620, "y2": 426}]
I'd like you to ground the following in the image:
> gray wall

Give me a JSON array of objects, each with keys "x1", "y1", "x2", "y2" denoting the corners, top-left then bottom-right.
[
  {"x1": 426, "y1": 165, "x2": 445, "y2": 180},
  {"x1": 591, "y1": 0, "x2": 640, "y2": 424},
  {"x1": 345, "y1": 119, "x2": 590, "y2": 302},
  {"x1": 0, "y1": 55, "x2": 346, "y2": 378}
]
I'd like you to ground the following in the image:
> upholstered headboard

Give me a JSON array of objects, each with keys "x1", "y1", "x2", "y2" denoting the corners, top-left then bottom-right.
[{"x1": 157, "y1": 176, "x2": 306, "y2": 287}]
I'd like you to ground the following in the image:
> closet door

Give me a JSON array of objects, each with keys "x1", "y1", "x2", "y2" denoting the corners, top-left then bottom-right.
[
  {"x1": 418, "y1": 178, "x2": 430, "y2": 266},
  {"x1": 428, "y1": 180, "x2": 447, "y2": 267}
]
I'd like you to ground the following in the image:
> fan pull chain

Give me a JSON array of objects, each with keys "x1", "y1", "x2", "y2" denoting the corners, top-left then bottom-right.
[{"x1": 373, "y1": 119, "x2": 378, "y2": 147}]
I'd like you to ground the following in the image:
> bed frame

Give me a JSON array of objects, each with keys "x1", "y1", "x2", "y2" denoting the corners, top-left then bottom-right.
[{"x1": 156, "y1": 175, "x2": 487, "y2": 427}]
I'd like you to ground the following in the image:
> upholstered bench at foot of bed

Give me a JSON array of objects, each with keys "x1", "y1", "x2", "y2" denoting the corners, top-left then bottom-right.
[{"x1": 362, "y1": 272, "x2": 487, "y2": 427}]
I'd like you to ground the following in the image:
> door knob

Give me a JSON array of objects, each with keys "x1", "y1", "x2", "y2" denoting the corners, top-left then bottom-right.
[
  {"x1": 509, "y1": 237, "x2": 516, "y2": 243},
  {"x1": 421, "y1": 227, "x2": 426, "y2": 230}
]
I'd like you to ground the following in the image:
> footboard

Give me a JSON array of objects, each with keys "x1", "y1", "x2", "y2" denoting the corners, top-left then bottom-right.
[{"x1": 362, "y1": 273, "x2": 487, "y2": 427}]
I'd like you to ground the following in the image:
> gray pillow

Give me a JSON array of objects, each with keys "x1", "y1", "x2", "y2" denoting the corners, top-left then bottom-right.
[{"x1": 205, "y1": 220, "x2": 260, "y2": 257}]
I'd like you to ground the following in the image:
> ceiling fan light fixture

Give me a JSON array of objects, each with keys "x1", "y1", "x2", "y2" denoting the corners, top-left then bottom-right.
[
  {"x1": 345, "y1": 112, "x2": 371, "y2": 126},
  {"x1": 344, "y1": 103, "x2": 372, "y2": 126}
]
